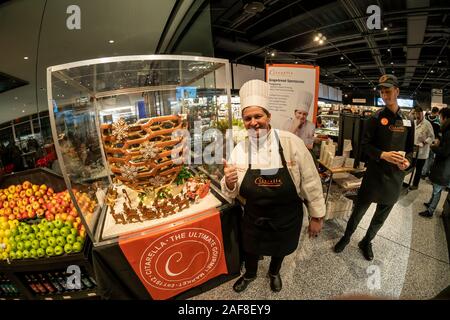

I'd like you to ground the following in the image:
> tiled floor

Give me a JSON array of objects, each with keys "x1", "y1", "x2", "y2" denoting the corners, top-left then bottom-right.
[{"x1": 192, "y1": 176, "x2": 450, "y2": 300}]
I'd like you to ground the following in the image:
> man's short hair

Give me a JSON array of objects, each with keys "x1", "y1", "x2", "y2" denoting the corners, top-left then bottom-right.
[
  {"x1": 432, "y1": 107, "x2": 439, "y2": 114},
  {"x1": 438, "y1": 108, "x2": 450, "y2": 119},
  {"x1": 414, "y1": 106, "x2": 423, "y2": 113}
]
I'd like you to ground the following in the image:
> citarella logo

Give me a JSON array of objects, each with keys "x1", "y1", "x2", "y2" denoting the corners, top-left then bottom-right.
[
  {"x1": 139, "y1": 228, "x2": 221, "y2": 291},
  {"x1": 269, "y1": 70, "x2": 293, "y2": 77},
  {"x1": 255, "y1": 177, "x2": 282, "y2": 187}
]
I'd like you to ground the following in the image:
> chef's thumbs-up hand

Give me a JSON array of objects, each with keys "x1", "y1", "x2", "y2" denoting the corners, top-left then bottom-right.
[{"x1": 223, "y1": 158, "x2": 238, "y2": 190}]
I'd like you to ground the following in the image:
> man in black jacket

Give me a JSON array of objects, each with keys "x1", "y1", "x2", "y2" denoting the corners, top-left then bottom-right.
[
  {"x1": 334, "y1": 74, "x2": 415, "y2": 261},
  {"x1": 419, "y1": 108, "x2": 450, "y2": 218}
]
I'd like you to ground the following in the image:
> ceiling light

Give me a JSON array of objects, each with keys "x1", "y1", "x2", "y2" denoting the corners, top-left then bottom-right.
[
  {"x1": 270, "y1": 52, "x2": 275, "y2": 57},
  {"x1": 319, "y1": 39, "x2": 324, "y2": 44},
  {"x1": 243, "y1": 1, "x2": 265, "y2": 14},
  {"x1": 108, "y1": 40, "x2": 115, "y2": 44},
  {"x1": 348, "y1": 63, "x2": 351, "y2": 67},
  {"x1": 314, "y1": 36, "x2": 319, "y2": 42},
  {"x1": 322, "y1": 36, "x2": 327, "y2": 41},
  {"x1": 438, "y1": 60, "x2": 442, "y2": 64},
  {"x1": 23, "y1": 56, "x2": 29, "y2": 60},
  {"x1": 341, "y1": 56, "x2": 344, "y2": 60},
  {"x1": 390, "y1": 62, "x2": 394, "y2": 65},
  {"x1": 14, "y1": 97, "x2": 18, "y2": 100},
  {"x1": 431, "y1": 70, "x2": 434, "y2": 73},
  {"x1": 22, "y1": 110, "x2": 25, "y2": 113},
  {"x1": 383, "y1": 27, "x2": 388, "y2": 31},
  {"x1": 387, "y1": 48, "x2": 391, "y2": 52},
  {"x1": 373, "y1": 87, "x2": 376, "y2": 91}
]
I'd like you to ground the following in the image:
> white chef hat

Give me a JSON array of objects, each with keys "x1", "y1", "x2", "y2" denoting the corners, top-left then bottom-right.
[
  {"x1": 240, "y1": 79, "x2": 270, "y2": 115},
  {"x1": 294, "y1": 90, "x2": 313, "y2": 114}
]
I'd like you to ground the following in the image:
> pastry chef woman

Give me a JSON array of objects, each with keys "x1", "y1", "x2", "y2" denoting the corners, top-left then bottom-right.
[{"x1": 221, "y1": 79, "x2": 326, "y2": 293}]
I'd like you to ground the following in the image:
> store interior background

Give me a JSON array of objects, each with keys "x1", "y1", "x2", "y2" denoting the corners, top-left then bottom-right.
[{"x1": 0, "y1": 0, "x2": 449, "y2": 299}]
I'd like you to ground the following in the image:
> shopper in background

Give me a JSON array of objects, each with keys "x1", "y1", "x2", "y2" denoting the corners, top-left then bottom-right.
[
  {"x1": 222, "y1": 79, "x2": 325, "y2": 293},
  {"x1": 422, "y1": 107, "x2": 441, "y2": 178},
  {"x1": 410, "y1": 106, "x2": 434, "y2": 190},
  {"x1": 419, "y1": 107, "x2": 450, "y2": 218},
  {"x1": 334, "y1": 74, "x2": 415, "y2": 261},
  {"x1": 283, "y1": 90, "x2": 316, "y2": 149}
]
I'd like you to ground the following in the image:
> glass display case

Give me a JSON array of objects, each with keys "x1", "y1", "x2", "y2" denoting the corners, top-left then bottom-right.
[{"x1": 47, "y1": 55, "x2": 233, "y2": 245}]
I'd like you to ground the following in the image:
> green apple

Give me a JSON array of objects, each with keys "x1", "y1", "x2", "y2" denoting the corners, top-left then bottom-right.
[
  {"x1": 20, "y1": 234, "x2": 28, "y2": 242},
  {"x1": 70, "y1": 228, "x2": 78, "y2": 236},
  {"x1": 76, "y1": 236, "x2": 85, "y2": 244},
  {"x1": 15, "y1": 235, "x2": 21, "y2": 242},
  {"x1": 16, "y1": 241, "x2": 24, "y2": 251},
  {"x1": 63, "y1": 243, "x2": 73, "y2": 254},
  {"x1": 27, "y1": 233, "x2": 36, "y2": 241},
  {"x1": 36, "y1": 248, "x2": 45, "y2": 258},
  {"x1": 64, "y1": 221, "x2": 72, "y2": 228},
  {"x1": 72, "y1": 242, "x2": 83, "y2": 253},
  {"x1": 15, "y1": 250, "x2": 23, "y2": 259},
  {"x1": 24, "y1": 240, "x2": 32, "y2": 250},
  {"x1": 1, "y1": 252, "x2": 8, "y2": 260},
  {"x1": 44, "y1": 230, "x2": 52, "y2": 239},
  {"x1": 35, "y1": 232, "x2": 44, "y2": 240},
  {"x1": 10, "y1": 228, "x2": 18, "y2": 237},
  {"x1": 54, "y1": 245, "x2": 63, "y2": 255},
  {"x1": 46, "y1": 222, "x2": 55, "y2": 231},
  {"x1": 66, "y1": 234, "x2": 76, "y2": 244},
  {"x1": 56, "y1": 236, "x2": 66, "y2": 247},
  {"x1": 22, "y1": 225, "x2": 31, "y2": 234},
  {"x1": 60, "y1": 227, "x2": 70, "y2": 237},
  {"x1": 8, "y1": 251, "x2": 16, "y2": 260},
  {"x1": 52, "y1": 229, "x2": 60, "y2": 237},
  {"x1": 39, "y1": 239, "x2": 48, "y2": 249},
  {"x1": 31, "y1": 239, "x2": 40, "y2": 249},
  {"x1": 22, "y1": 249, "x2": 30, "y2": 259},
  {"x1": 9, "y1": 239, "x2": 16, "y2": 251},
  {"x1": 31, "y1": 225, "x2": 39, "y2": 233},
  {"x1": 45, "y1": 246, "x2": 54, "y2": 256},
  {"x1": 54, "y1": 220, "x2": 63, "y2": 229},
  {"x1": 47, "y1": 237, "x2": 56, "y2": 247},
  {"x1": 38, "y1": 223, "x2": 48, "y2": 232},
  {"x1": 29, "y1": 248, "x2": 37, "y2": 258}
]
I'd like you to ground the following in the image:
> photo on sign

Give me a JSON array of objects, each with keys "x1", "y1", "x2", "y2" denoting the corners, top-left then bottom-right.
[{"x1": 266, "y1": 64, "x2": 319, "y2": 149}]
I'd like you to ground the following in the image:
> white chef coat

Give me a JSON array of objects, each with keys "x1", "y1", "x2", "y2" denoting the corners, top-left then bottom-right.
[{"x1": 221, "y1": 129, "x2": 326, "y2": 218}]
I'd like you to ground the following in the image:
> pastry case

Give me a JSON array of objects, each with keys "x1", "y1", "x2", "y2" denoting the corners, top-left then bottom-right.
[{"x1": 46, "y1": 55, "x2": 234, "y2": 246}]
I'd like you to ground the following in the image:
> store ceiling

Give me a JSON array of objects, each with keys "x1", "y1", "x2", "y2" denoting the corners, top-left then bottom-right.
[{"x1": 211, "y1": 0, "x2": 450, "y2": 101}]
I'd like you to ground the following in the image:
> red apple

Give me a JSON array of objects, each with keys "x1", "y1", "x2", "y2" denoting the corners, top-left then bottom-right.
[
  {"x1": 45, "y1": 212, "x2": 55, "y2": 221},
  {"x1": 8, "y1": 214, "x2": 15, "y2": 220},
  {"x1": 25, "y1": 189, "x2": 33, "y2": 197}
]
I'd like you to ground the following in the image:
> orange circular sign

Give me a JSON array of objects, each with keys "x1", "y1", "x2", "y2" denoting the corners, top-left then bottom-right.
[
  {"x1": 381, "y1": 118, "x2": 389, "y2": 125},
  {"x1": 139, "y1": 227, "x2": 222, "y2": 291}
]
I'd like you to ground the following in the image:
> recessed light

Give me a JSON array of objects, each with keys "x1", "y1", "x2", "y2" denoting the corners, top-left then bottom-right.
[
  {"x1": 390, "y1": 62, "x2": 394, "y2": 65},
  {"x1": 108, "y1": 40, "x2": 115, "y2": 44},
  {"x1": 387, "y1": 48, "x2": 391, "y2": 52},
  {"x1": 383, "y1": 27, "x2": 388, "y2": 31},
  {"x1": 24, "y1": 56, "x2": 29, "y2": 60},
  {"x1": 348, "y1": 63, "x2": 351, "y2": 67},
  {"x1": 341, "y1": 56, "x2": 344, "y2": 60},
  {"x1": 431, "y1": 70, "x2": 434, "y2": 73},
  {"x1": 438, "y1": 60, "x2": 442, "y2": 64},
  {"x1": 319, "y1": 39, "x2": 324, "y2": 44},
  {"x1": 22, "y1": 110, "x2": 25, "y2": 113}
]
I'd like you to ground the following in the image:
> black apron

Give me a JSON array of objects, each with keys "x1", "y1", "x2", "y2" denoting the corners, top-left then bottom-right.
[
  {"x1": 359, "y1": 116, "x2": 411, "y2": 205},
  {"x1": 239, "y1": 131, "x2": 303, "y2": 256}
]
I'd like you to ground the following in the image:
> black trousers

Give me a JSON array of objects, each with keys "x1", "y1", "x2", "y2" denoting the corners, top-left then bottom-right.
[
  {"x1": 343, "y1": 199, "x2": 394, "y2": 243},
  {"x1": 412, "y1": 158, "x2": 426, "y2": 187},
  {"x1": 243, "y1": 252, "x2": 284, "y2": 279}
]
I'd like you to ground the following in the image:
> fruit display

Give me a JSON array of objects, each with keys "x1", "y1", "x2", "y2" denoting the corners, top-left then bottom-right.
[
  {"x1": 0, "y1": 216, "x2": 86, "y2": 261},
  {"x1": 0, "y1": 181, "x2": 96, "y2": 225}
]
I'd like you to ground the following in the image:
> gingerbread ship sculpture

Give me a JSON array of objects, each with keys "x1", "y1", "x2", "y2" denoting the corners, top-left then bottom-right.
[
  {"x1": 100, "y1": 115, "x2": 187, "y2": 190},
  {"x1": 101, "y1": 115, "x2": 212, "y2": 226}
]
